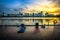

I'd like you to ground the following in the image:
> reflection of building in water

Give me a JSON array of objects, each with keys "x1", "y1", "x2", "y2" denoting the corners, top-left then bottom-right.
[{"x1": 0, "y1": 18, "x2": 59, "y2": 25}]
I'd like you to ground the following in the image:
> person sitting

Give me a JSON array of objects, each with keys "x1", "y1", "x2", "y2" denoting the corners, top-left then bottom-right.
[
  {"x1": 41, "y1": 24, "x2": 45, "y2": 28},
  {"x1": 34, "y1": 23, "x2": 40, "y2": 32},
  {"x1": 18, "y1": 23, "x2": 26, "y2": 33}
]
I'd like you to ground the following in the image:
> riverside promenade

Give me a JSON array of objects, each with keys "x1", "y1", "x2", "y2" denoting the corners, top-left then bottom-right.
[{"x1": 0, "y1": 17, "x2": 60, "y2": 40}]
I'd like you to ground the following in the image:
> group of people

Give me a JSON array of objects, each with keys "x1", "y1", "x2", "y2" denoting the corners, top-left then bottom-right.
[{"x1": 18, "y1": 23, "x2": 45, "y2": 33}]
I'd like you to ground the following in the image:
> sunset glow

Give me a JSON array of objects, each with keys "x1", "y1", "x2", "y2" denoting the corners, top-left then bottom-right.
[{"x1": 0, "y1": 0, "x2": 60, "y2": 14}]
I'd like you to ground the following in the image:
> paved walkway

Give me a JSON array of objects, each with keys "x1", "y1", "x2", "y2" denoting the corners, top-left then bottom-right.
[{"x1": 0, "y1": 26, "x2": 60, "y2": 40}]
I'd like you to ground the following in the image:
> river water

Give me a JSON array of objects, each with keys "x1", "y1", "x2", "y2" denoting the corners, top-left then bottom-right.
[{"x1": 0, "y1": 17, "x2": 60, "y2": 25}]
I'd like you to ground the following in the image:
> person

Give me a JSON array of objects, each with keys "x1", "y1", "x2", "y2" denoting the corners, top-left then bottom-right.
[
  {"x1": 53, "y1": 20, "x2": 57, "y2": 26},
  {"x1": 34, "y1": 23, "x2": 40, "y2": 32},
  {"x1": 18, "y1": 23, "x2": 26, "y2": 33},
  {"x1": 41, "y1": 24, "x2": 45, "y2": 28}
]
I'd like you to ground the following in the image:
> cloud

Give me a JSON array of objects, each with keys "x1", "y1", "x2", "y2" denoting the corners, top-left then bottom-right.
[
  {"x1": 0, "y1": 0, "x2": 60, "y2": 14},
  {"x1": 49, "y1": 0, "x2": 60, "y2": 7}
]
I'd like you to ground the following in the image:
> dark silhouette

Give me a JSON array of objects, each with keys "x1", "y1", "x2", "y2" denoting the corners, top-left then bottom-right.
[
  {"x1": 18, "y1": 24, "x2": 26, "y2": 33},
  {"x1": 34, "y1": 23, "x2": 40, "y2": 32},
  {"x1": 41, "y1": 24, "x2": 45, "y2": 28},
  {"x1": 53, "y1": 20, "x2": 57, "y2": 26},
  {"x1": 53, "y1": 20, "x2": 60, "y2": 39}
]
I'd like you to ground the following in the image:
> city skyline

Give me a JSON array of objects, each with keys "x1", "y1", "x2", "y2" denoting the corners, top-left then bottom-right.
[{"x1": 0, "y1": 11, "x2": 60, "y2": 17}]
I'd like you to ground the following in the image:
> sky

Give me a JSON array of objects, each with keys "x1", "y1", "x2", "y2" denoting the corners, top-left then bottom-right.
[{"x1": 0, "y1": 0, "x2": 60, "y2": 14}]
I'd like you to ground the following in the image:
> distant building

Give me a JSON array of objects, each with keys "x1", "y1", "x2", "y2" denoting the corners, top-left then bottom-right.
[
  {"x1": 32, "y1": 13, "x2": 35, "y2": 16},
  {"x1": 45, "y1": 12, "x2": 49, "y2": 16},
  {"x1": 29, "y1": 14, "x2": 33, "y2": 16},
  {"x1": 0, "y1": 13, "x2": 3, "y2": 16},
  {"x1": 24, "y1": 13, "x2": 29, "y2": 16},
  {"x1": 19, "y1": 12, "x2": 23, "y2": 15},
  {"x1": 34, "y1": 11, "x2": 43, "y2": 17},
  {"x1": 56, "y1": 14, "x2": 60, "y2": 17},
  {"x1": 38, "y1": 11, "x2": 43, "y2": 16},
  {"x1": 8, "y1": 13, "x2": 23, "y2": 17},
  {"x1": 0, "y1": 12, "x2": 5, "y2": 16},
  {"x1": 34, "y1": 14, "x2": 38, "y2": 16}
]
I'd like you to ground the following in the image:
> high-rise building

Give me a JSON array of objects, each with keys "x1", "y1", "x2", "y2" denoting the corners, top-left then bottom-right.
[
  {"x1": 24, "y1": 13, "x2": 29, "y2": 16},
  {"x1": 45, "y1": 12, "x2": 49, "y2": 16},
  {"x1": 38, "y1": 11, "x2": 43, "y2": 17},
  {"x1": 19, "y1": 12, "x2": 23, "y2": 16},
  {"x1": 32, "y1": 13, "x2": 35, "y2": 16}
]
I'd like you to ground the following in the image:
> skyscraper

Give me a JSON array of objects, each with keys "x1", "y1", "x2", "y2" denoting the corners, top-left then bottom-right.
[
  {"x1": 45, "y1": 12, "x2": 49, "y2": 17},
  {"x1": 38, "y1": 11, "x2": 43, "y2": 17}
]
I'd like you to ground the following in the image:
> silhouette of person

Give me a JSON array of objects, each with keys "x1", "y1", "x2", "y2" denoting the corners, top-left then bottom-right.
[
  {"x1": 53, "y1": 20, "x2": 57, "y2": 26},
  {"x1": 34, "y1": 23, "x2": 40, "y2": 32},
  {"x1": 41, "y1": 24, "x2": 45, "y2": 28},
  {"x1": 18, "y1": 23, "x2": 26, "y2": 33}
]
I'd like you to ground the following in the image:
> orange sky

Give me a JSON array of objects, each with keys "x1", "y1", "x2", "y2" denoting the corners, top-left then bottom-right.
[{"x1": 21, "y1": 0, "x2": 60, "y2": 15}]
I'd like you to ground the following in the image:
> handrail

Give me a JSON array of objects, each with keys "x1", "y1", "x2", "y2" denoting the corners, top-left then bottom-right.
[
  {"x1": 0, "y1": 16, "x2": 60, "y2": 17},
  {"x1": 0, "y1": 25, "x2": 60, "y2": 27}
]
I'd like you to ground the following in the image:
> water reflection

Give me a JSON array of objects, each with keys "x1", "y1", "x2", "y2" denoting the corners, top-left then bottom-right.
[{"x1": 0, "y1": 18, "x2": 60, "y2": 25}]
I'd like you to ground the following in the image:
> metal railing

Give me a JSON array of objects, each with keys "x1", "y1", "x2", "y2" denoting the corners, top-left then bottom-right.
[{"x1": 0, "y1": 24, "x2": 60, "y2": 27}]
